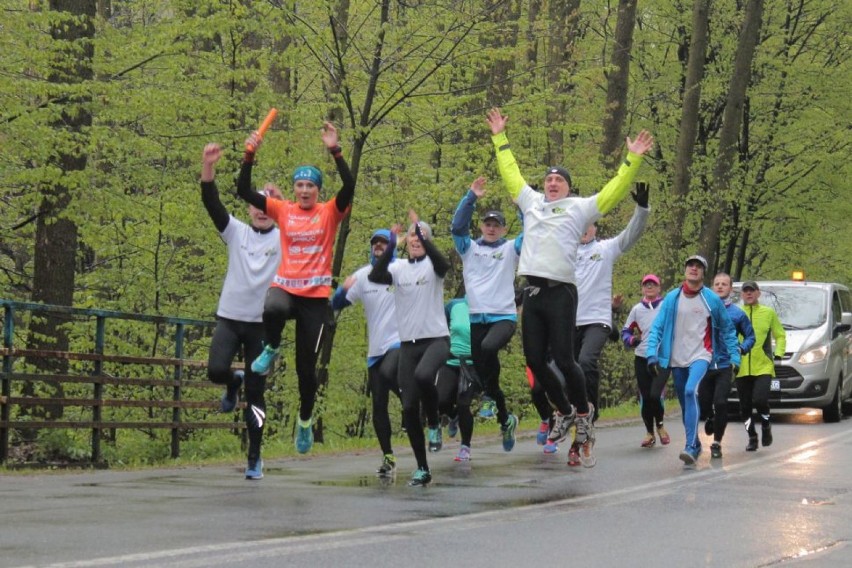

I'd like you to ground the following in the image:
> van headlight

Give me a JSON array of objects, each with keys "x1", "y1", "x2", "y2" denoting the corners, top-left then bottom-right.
[{"x1": 798, "y1": 345, "x2": 828, "y2": 364}]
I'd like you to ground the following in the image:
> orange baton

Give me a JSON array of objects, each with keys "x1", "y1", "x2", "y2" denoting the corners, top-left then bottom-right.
[{"x1": 246, "y1": 108, "x2": 278, "y2": 152}]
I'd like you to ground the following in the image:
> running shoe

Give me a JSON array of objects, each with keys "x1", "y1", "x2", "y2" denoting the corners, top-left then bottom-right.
[
  {"x1": 478, "y1": 397, "x2": 496, "y2": 418},
  {"x1": 376, "y1": 454, "x2": 396, "y2": 476},
  {"x1": 454, "y1": 445, "x2": 471, "y2": 462},
  {"x1": 575, "y1": 405, "x2": 596, "y2": 468},
  {"x1": 641, "y1": 432, "x2": 656, "y2": 448},
  {"x1": 543, "y1": 441, "x2": 559, "y2": 454},
  {"x1": 547, "y1": 407, "x2": 576, "y2": 444},
  {"x1": 567, "y1": 443, "x2": 580, "y2": 466},
  {"x1": 251, "y1": 344, "x2": 279, "y2": 376},
  {"x1": 746, "y1": 435, "x2": 758, "y2": 452},
  {"x1": 295, "y1": 418, "x2": 314, "y2": 454},
  {"x1": 761, "y1": 422, "x2": 773, "y2": 447},
  {"x1": 245, "y1": 458, "x2": 263, "y2": 480},
  {"x1": 710, "y1": 442, "x2": 722, "y2": 459},
  {"x1": 427, "y1": 426, "x2": 442, "y2": 452},
  {"x1": 220, "y1": 370, "x2": 243, "y2": 413},
  {"x1": 408, "y1": 467, "x2": 432, "y2": 487},
  {"x1": 536, "y1": 421, "x2": 549, "y2": 445},
  {"x1": 657, "y1": 425, "x2": 671, "y2": 445},
  {"x1": 704, "y1": 417, "x2": 714, "y2": 436},
  {"x1": 447, "y1": 415, "x2": 459, "y2": 438},
  {"x1": 502, "y1": 414, "x2": 518, "y2": 452},
  {"x1": 679, "y1": 445, "x2": 701, "y2": 466}
]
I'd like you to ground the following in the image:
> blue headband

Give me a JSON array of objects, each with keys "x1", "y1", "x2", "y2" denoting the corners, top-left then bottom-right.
[{"x1": 292, "y1": 165, "x2": 323, "y2": 188}]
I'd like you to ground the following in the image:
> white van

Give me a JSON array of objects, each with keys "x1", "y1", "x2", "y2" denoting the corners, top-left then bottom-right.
[{"x1": 731, "y1": 280, "x2": 852, "y2": 422}]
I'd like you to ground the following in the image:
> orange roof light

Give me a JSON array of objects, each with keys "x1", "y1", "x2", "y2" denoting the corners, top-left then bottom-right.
[{"x1": 791, "y1": 270, "x2": 805, "y2": 281}]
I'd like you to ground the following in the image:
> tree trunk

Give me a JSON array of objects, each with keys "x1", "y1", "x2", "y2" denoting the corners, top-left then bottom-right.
[
  {"x1": 24, "y1": 0, "x2": 96, "y2": 422},
  {"x1": 545, "y1": 0, "x2": 582, "y2": 166},
  {"x1": 666, "y1": 0, "x2": 710, "y2": 284},
  {"x1": 600, "y1": 0, "x2": 638, "y2": 170},
  {"x1": 697, "y1": 0, "x2": 764, "y2": 269}
]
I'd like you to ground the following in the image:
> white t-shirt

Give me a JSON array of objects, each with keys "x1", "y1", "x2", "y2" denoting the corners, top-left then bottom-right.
[
  {"x1": 575, "y1": 206, "x2": 649, "y2": 327},
  {"x1": 515, "y1": 187, "x2": 600, "y2": 284},
  {"x1": 623, "y1": 300, "x2": 662, "y2": 358},
  {"x1": 670, "y1": 293, "x2": 712, "y2": 367},
  {"x1": 459, "y1": 239, "x2": 519, "y2": 316},
  {"x1": 388, "y1": 257, "x2": 449, "y2": 342},
  {"x1": 345, "y1": 263, "x2": 401, "y2": 358},
  {"x1": 216, "y1": 216, "x2": 281, "y2": 322}
]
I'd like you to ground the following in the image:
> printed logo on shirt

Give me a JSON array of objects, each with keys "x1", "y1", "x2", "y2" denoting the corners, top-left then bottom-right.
[
  {"x1": 589, "y1": 252, "x2": 603, "y2": 262},
  {"x1": 416, "y1": 276, "x2": 428, "y2": 286},
  {"x1": 551, "y1": 206, "x2": 565, "y2": 214},
  {"x1": 491, "y1": 251, "x2": 505, "y2": 260}
]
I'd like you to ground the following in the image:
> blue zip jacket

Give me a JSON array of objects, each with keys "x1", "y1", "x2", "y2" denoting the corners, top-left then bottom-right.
[
  {"x1": 723, "y1": 301, "x2": 755, "y2": 367},
  {"x1": 646, "y1": 285, "x2": 741, "y2": 370}
]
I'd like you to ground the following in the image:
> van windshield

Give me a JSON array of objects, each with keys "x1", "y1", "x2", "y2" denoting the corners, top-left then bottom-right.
[{"x1": 740, "y1": 286, "x2": 827, "y2": 329}]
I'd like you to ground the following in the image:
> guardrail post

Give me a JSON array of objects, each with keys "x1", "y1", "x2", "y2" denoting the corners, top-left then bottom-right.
[
  {"x1": 172, "y1": 323, "x2": 185, "y2": 459},
  {"x1": 92, "y1": 316, "x2": 105, "y2": 463},
  {"x1": 1, "y1": 304, "x2": 14, "y2": 463}
]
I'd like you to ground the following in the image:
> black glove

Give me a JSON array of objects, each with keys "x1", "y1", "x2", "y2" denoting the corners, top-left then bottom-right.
[
  {"x1": 732, "y1": 365, "x2": 739, "y2": 377},
  {"x1": 631, "y1": 181, "x2": 649, "y2": 208},
  {"x1": 773, "y1": 355, "x2": 783, "y2": 361}
]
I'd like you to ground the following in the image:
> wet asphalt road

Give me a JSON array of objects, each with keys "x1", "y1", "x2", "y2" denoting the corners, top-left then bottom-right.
[{"x1": 2, "y1": 410, "x2": 851, "y2": 568}]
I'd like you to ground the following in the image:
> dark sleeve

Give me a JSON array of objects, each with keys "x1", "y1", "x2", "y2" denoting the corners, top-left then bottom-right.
[
  {"x1": 367, "y1": 239, "x2": 394, "y2": 285},
  {"x1": 331, "y1": 146, "x2": 355, "y2": 213},
  {"x1": 236, "y1": 159, "x2": 267, "y2": 211},
  {"x1": 418, "y1": 228, "x2": 450, "y2": 278},
  {"x1": 331, "y1": 286, "x2": 352, "y2": 310},
  {"x1": 200, "y1": 180, "x2": 230, "y2": 233}
]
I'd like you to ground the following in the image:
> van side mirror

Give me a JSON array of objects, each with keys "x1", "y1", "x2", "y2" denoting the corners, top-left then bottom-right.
[{"x1": 834, "y1": 312, "x2": 852, "y2": 336}]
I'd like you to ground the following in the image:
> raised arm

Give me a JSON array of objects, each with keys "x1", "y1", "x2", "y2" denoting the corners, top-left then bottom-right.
[
  {"x1": 236, "y1": 132, "x2": 267, "y2": 211},
  {"x1": 451, "y1": 177, "x2": 486, "y2": 254},
  {"x1": 320, "y1": 122, "x2": 355, "y2": 213},
  {"x1": 200, "y1": 143, "x2": 230, "y2": 233},
  {"x1": 614, "y1": 183, "x2": 651, "y2": 254},
  {"x1": 596, "y1": 130, "x2": 654, "y2": 215},
  {"x1": 487, "y1": 108, "x2": 526, "y2": 200}
]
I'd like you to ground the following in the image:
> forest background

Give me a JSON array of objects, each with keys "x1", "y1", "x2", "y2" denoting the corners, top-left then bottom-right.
[{"x1": 1, "y1": 0, "x2": 850, "y2": 464}]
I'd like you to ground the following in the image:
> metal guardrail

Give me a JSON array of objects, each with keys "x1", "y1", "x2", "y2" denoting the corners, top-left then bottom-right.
[{"x1": 1, "y1": 300, "x2": 245, "y2": 465}]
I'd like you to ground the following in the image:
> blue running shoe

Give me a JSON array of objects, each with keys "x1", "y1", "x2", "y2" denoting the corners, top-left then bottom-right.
[
  {"x1": 295, "y1": 419, "x2": 314, "y2": 454},
  {"x1": 428, "y1": 426, "x2": 442, "y2": 452},
  {"x1": 447, "y1": 415, "x2": 459, "y2": 438},
  {"x1": 536, "y1": 420, "x2": 549, "y2": 445},
  {"x1": 220, "y1": 370, "x2": 244, "y2": 413},
  {"x1": 478, "y1": 397, "x2": 496, "y2": 418},
  {"x1": 245, "y1": 458, "x2": 263, "y2": 480},
  {"x1": 502, "y1": 414, "x2": 518, "y2": 452},
  {"x1": 543, "y1": 441, "x2": 559, "y2": 454},
  {"x1": 251, "y1": 344, "x2": 279, "y2": 376},
  {"x1": 679, "y1": 445, "x2": 701, "y2": 466},
  {"x1": 408, "y1": 467, "x2": 432, "y2": 487}
]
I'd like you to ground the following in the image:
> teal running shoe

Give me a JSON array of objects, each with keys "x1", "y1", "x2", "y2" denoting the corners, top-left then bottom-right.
[
  {"x1": 295, "y1": 419, "x2": 314, "y2": 454},
  {"x1": 251, "y1": 344, "x2": 279, "y2": 376}
]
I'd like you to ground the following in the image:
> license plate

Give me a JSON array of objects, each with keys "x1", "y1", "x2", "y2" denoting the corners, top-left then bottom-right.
[{"x1": 770, "y1": 379, "x2": 781, "y2": 392}]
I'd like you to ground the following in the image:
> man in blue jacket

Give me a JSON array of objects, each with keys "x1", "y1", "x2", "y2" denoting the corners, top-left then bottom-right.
[{"x1": 646, "y1": 255, "x2": 741, "y2": 466}]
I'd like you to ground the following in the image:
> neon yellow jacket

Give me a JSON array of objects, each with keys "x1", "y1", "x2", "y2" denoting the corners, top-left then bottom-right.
[{"x1": 737, "y1": 303, "x2": 786, "y2": 378}]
